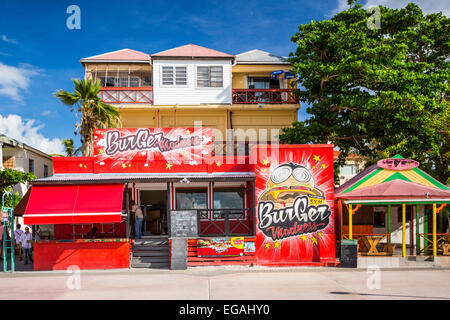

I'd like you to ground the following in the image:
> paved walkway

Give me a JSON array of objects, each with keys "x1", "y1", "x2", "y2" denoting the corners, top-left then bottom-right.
[{"x1": 0, "y1": 266, "x2": 449, "y2": 300}]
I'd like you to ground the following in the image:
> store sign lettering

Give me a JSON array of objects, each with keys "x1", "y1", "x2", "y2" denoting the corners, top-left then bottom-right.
[
  {"x1": 105, "y1": 129, "x2": 205, "y2": 156},
  {"x1": 257, "y1": 196, "x2": 331, "y2": 241}
]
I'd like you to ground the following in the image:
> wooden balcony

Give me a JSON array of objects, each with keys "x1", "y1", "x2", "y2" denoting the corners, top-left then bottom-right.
[
  {"x1": 99, "y1": 87, "x2": 153, "y2": 104},
  {"x1": 232, "y1": 89, "x2": 299, "y2": 104}
]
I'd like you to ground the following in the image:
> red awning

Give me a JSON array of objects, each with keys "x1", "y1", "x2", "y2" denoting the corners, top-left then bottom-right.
[{"x1": 24, "y1": 184, "x2": 125, "y2": 225}]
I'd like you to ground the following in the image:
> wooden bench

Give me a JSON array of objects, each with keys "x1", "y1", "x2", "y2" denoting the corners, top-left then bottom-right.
[
  {"x1": 443, "y1": 244, "x2": 450, "y2": 256},
  {"x1": 380, "y1": 243, "x2": 396, "y2": 255}
]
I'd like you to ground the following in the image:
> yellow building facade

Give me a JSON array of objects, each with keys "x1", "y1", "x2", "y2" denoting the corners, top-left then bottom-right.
[{"x1": 81, "y1": 46, "x2": 299, "y2": 154}]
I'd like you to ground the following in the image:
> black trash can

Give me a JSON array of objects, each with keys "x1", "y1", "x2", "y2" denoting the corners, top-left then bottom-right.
[{"x1": 340, "y1": 239, "x2": 358, "y2": 268}]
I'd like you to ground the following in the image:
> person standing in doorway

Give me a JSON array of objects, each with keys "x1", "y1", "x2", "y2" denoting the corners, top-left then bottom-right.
[
  {"x1": 21, "y1": 227, "x2": 33, "y2": 265},
  {"x1": 14, "y1": 224, "x2": 24, "y2": 261},
  {"x1": 33, "y1": 226, "x2": 42, "y2": 241},
  {"x1": 132, "y1": 201, "x2": 144, "y2": 239}
]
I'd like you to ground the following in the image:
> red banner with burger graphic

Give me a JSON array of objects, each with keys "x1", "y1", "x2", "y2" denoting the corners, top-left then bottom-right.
[{"x1": 251, "y1": 145, "x2": 336, "y2": 266}]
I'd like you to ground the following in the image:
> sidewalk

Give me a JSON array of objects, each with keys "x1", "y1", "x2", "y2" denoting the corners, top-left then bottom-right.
[{"x1": 0, "y1": 266, "x2": 448, "y2": 300}]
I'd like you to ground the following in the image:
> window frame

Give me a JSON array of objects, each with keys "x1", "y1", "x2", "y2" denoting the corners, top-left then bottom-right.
[
  {"x1": 196, "y1": 65, "x2": 224, "y2": 89},
  {"x1": 28, "y1": 158, "x2": 34, "y2": 174},
  {"x1": 175, "y1": 188, "x2": 208, "y2": 211},
  {"x1": 44, "y1": 164, "x2": 49, "y2": 177},
  {"x1": 160, "y1": 65, "x2": 188, "y2": 87},
  {"x1": 212, "y1": 187, "x2": 246, "y2": 220}
]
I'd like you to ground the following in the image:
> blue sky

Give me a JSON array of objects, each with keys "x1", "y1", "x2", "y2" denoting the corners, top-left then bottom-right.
[{"x1": 0, "y1": 0, "x2": 447, "y2": 154}]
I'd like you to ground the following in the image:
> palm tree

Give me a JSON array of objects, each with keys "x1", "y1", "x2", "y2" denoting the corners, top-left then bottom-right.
[
  {"x1": 61, "y1": 138, "x2": 82, "y2": 156},
  {"x1": 55, "y1": 79, "x2": 122, "y2": 156}
]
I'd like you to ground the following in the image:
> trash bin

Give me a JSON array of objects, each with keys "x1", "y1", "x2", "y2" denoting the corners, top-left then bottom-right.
[{"x1": 340, "y1": 239, "x2": 358, "y2": 268}]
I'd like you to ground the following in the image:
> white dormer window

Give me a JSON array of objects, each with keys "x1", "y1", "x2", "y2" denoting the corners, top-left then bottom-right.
[
  {"x1": 161, "y1": 66, "x2": 187, "y2": 86},
  {"x1": 197, "y1": 66, "x2": 223, "y2": 88}
]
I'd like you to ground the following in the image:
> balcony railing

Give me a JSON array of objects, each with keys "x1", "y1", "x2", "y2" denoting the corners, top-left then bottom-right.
[
  {"x1": 99, "y1": 87, "x2": 153, "y2": 104},
  {"x1": 232, "y1": 89, "x2": 298, "y2": 104}
]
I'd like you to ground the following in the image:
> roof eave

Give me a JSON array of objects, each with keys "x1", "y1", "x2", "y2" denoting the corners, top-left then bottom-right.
[
  {"x1": 235, "y1": 61, "x2": 291, "y2": 65},
  {"x1": 80, "y1": 59, "x2": 150, "y2": 64}
]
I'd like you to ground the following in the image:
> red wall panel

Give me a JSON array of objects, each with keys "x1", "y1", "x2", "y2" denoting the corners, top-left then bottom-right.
[
  {"x1": 251, "y1": 144, "x2": 336, "y2": 266},
  {"x1": 33, "y1": 241, "x2": 131, "y2": 271}
]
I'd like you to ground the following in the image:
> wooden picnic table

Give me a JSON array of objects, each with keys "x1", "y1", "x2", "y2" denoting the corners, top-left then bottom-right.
[
  {"x1": 418, "y1": 233, "x2": 450, "y2": 255},
  {"x1": 342, "y1": 234, "x2": 395, "y2": 256},
  {"x1": 359, "y1": 234, "x2": 394, "y2": 256}
]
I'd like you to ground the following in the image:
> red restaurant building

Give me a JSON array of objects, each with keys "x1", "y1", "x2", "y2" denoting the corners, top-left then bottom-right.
[{"x1": 16, "y1": 128, "x2": 337, "y2": 270}]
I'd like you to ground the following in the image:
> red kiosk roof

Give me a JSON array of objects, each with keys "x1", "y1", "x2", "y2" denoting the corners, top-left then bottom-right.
[{"x1": 24, "y1": 184, "x2": 124, "y2": 225}]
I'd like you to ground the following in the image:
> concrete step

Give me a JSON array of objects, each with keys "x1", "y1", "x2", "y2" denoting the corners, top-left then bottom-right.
[
  {"x1": 133, "y1": 247, "x2": 169, "y2": 253},
  {"x1": 133, "y1": 240, "x2": 169, "y2": 246},
  {"x1": 131, "y1": 262, "x2": 169, "y2": 269},
  {"x1": 132, "y1": 251, "x2": 169, "y2": 257},
  {"x1": 406, "y1": 255, "x2": 434, "y2": 262},
  {"x1": 132, "y1": 257, "x2": 169, "y2": 264}
]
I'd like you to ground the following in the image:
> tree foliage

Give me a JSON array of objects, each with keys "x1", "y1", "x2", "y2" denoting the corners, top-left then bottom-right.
[
  {"x1": 55, "y1": 79, "x2": 122, "y2": 156},
  {"x1": 62, "y1": 138, "x2": 81, "y2": 157},
  {"x1": 280, "y1": 3, "x2": 449, "y2": 183},
  {"x1": 0, "y1": 169, "x2": 35, "y2": 208}
]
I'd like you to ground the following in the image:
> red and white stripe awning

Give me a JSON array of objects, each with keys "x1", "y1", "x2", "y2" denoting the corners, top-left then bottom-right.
[{"x1": 24, "y1": 184, "x2": 125, "y2": 225}]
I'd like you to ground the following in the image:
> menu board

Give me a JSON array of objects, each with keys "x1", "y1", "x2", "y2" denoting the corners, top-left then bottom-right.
[{"x1": 170, "y1": 210, "x2": 198, "y2": 238}]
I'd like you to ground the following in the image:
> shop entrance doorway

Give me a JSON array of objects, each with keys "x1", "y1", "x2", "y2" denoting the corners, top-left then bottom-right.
[{"x1": 139, "y1": 190, "x2": 168, "y2": 236}]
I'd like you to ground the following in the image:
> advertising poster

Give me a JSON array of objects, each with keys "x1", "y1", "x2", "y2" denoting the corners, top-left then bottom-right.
[
  {"x1": 251, "y1": 145, "x2": 335, "y2": 265},
  {"x1": 93, "y1": 127, "x2": 213, "y2": 166},
  {"x1": 197, "y1": 237, "x2": 245, "y2": 257}
]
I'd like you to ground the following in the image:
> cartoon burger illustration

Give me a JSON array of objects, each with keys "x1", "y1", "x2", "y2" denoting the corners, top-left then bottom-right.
[{"x1": 259, "y1": 162, "x2": 325, "y2": 208}]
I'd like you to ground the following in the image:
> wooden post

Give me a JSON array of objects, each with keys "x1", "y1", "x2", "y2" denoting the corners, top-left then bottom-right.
[
  {"x1": 433, "y1": 203, "x2": 437, "y2": 257},
  {"x1": 416, "y1": 204, "x2": 420, "y2": 255},
  {"x1": 387, "y1": 204, "x2": 391, "y2": 244},
  {"x1": 349, "y1": 204, "x2": 353, "y2": 240},
  {"x1": 402, "y1": 203, "x2": 406, "y2": 258}
]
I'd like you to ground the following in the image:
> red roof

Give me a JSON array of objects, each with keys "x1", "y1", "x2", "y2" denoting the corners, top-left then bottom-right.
[
  {"x1": 81, "y1": 49, "x2": 150, "y2": 62},
  {"x1": 151, "y1": 44, "x2": 234, "y2": 58},
  {"x1": 335, "y1": 179, "x2": 450, "y2": 200}
]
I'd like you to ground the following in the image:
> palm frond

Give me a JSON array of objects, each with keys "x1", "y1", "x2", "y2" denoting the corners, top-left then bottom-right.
[
  {"x1": 54, "y1": 90, "x2": 79, "y2": 106},
  {"x1": 55, "y1": 78, "x2": 122, "y2": 156}
]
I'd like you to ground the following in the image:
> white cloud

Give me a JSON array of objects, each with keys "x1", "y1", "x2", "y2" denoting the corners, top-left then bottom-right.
[
  {"x1": 0, "y1": 62, "x2": 39, "y2": 102},
  {"x1": 330, "y1": 0, "x2": 449, "y2": 17},
  {"x1": 329, "y1": 0, "x2": 351, "y2": 17},
  {"x1": 1, "y1": 35, "x2": 17, "y2": 44},
  {"x1": 0, "y1": 114, "x2": 64, "y2": 155}
]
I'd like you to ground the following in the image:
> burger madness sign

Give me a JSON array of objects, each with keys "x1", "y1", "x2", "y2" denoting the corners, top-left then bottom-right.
[
  {"x1": 251, "y1": 145, "x2": 335, "y2": 265},
  {"x1": 93, "y1": 127, "x2": 212, "y2": 164}
]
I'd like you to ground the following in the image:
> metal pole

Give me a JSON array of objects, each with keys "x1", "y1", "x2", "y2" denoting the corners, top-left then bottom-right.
[
  {"x1": 252, "y1": 180, "x2": 256, "y2": 237},
  {"x1": 433, "y1": 203, "x2": 437, "y2": 257},
  {"x1": 416, "y1": 204, "x2": 420, "y2": 255},
  {"x1": 387, "y1": 204, "x2": 391, "y2": 244},
  {"x1": 402, "y1": 203, "x2": 406, "y2": 258},
  {"x1": 349, "y1": 204, "x2": 353, "y2": 240},
  {"x1": 11, "y1": 196, "x2": 14, "y2": 272},
  {"x1": 3, "y1": 224, "x2": 6, "y2": 272},
  {"x1": 167, "y1": 182, "x2": 171, "y2": 238},
  {"x1": 125, "y1": 183, "x2": 130, "y2": 239}
]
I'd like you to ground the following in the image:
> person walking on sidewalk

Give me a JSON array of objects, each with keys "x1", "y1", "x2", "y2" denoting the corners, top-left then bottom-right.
[
  {"x1": 20, "y1": 227, "x2": 33, "y2": 265},
  {"x1": 14, "y1": 224, "x2": 24, "y2": 261}
]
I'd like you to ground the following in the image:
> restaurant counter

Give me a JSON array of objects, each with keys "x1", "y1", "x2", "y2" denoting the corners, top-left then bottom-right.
[{"x1": 32, "y1": 238, "x2": 132, "y2": 271}]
